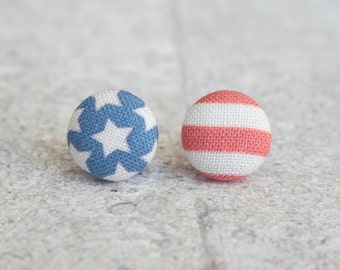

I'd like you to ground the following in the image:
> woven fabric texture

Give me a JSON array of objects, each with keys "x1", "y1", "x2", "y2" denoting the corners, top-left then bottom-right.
[
  {"x1": 182, "y1": 90, "x2": 272, "y2": 181},
  {"x1": 67, "y1": 90, "x2": 158, "y2": 181}
]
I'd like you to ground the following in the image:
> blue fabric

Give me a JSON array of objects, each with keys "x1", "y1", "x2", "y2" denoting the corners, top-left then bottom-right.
[{"x1": 67, "y1": 91, "x2": 158, "y2": 180}]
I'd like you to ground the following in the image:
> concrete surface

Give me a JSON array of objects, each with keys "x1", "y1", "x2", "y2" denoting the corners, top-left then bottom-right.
[{"x1": 0, "y1": 0, "x2": 340, "y2": 269}]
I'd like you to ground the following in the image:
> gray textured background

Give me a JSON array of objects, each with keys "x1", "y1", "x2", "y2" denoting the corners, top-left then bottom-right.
[{"x1": 1, "y1": 0, "x2": 340, "y2": 269}]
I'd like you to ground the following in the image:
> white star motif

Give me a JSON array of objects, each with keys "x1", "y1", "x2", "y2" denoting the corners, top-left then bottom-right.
[
  {"x1": 134, "y1": 106, "x2": 157, "y2": 131},
  {"x1": 94, "y1": 91, "x2": 121, "y2": 110},
  {"x1": 68, "y1": 108, "x2": 84, "y2": 132},
  {"x1": 69, "y1": 144, "x2": 91, "y2": 173},
  {"x1": 104, "y1": 162, "x2": 138, "y2": 181},
  {"x1": 92, "y1": 120, "x2": 133, "y2": 157}
]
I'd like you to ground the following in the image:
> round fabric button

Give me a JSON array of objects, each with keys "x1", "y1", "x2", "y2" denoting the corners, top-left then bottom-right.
[
  {"x1": 67, "y1": 90, "x2": 158, "y2": 181},
  {"x1": 182, "y1": 90, "x2": 272, "y2": 181}
]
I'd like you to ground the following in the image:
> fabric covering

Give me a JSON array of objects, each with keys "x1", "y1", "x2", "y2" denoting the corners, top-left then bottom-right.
[
  {"x1": 182, "y1": 90, "x2": 272, "y2": 181},
  {"x1": 67, "y1": 90, "x2": 158, "y2": 181}
]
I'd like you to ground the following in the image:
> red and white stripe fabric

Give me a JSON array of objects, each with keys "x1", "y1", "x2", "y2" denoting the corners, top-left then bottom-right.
[{"x1": 182, "y1": 90, "x2": 272, "y2": 181}]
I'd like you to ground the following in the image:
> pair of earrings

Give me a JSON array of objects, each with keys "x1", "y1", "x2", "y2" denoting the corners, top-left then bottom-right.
[{"x1": 67, "y1": 90, "x2": 272, "y2": 182}]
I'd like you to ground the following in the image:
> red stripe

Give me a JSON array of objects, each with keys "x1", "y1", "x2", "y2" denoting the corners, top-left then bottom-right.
[
  {"x1": 182, "y1": 126, "x2": 271, "y2": 156},
  {"x1": 200, "y1": 171, "x2": 247, "y2": 181},
  {"x1": 195, "y1": 90, "x2": 260, "y2": 107}
]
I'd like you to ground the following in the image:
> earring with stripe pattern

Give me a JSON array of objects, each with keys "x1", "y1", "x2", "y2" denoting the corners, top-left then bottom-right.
[{"x1": 181, "y1": 90, "x2": 272, "y2": 181}]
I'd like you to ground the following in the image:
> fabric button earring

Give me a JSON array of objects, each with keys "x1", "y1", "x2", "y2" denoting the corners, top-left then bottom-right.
[
  {"x1": 181, "y1": 90, "x2": 272, "y2": 181},
  {"x1": 67, "y1": 90, "x2": 158, "y2": 181}
]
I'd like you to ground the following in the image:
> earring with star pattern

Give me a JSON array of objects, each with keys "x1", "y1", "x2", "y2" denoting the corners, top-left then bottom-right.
[{"x1": 67, "y1": 90, "x2": 158, "y2": 181}]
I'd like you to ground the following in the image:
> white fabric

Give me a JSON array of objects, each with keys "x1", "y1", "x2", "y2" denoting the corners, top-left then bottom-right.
[
  {"x1": 134, "y1": 106, "x2": 158, "y2": 131},
  {"x1": 68, "y1": 108, "x2": 84, "y2": 132},
  {"x1": 69, "y1": 144, "x2": 92, "y2": 173},
  {"x1": 184, "y1": 103, "x2": 271, "y2": 132},
  {"x1": 104, "y1": 163, "x2": 139, "y2": 181},
  {"x1": 92, "y1": 120, "x2": 133, "y2": 158},
  {"x1": 94, "y1": 90, "x2": 122, "y2": 110},
  {"x1": 185, "y1": 151, "x2": 265, "y2": 175}
]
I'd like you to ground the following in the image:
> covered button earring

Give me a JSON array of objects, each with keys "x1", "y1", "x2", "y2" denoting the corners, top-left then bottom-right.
[
  {"x1": 181, "y1": 90, "x2": 272, "y2": 181},
  {"x1": 67, "y1": 90, "x2": 158, "y2": 181}
]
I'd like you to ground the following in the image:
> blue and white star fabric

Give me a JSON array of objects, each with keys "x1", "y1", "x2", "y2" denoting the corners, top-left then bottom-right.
[{"x1": 67, "y1": 90, "x2": 158, "y2": 181}]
